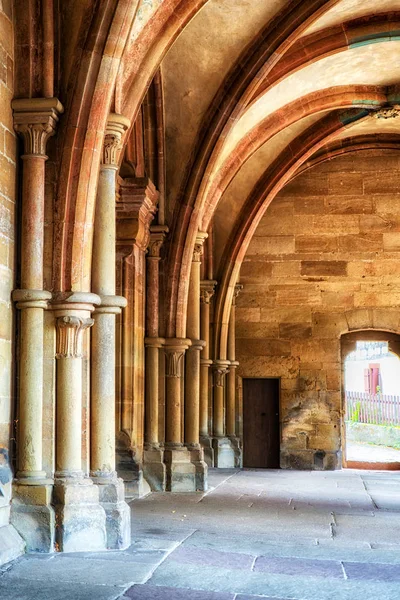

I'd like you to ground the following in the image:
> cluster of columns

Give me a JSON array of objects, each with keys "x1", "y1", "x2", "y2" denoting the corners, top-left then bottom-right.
[
  {"x1": 9, "y1": 98, "x2": 244, "y2": 552},
  {"x1": 11, "y1": 103, "x2": 132, "y2": 553},
  {"x1": 140, "y1": 231, "x2": 243, "y2": 491}
]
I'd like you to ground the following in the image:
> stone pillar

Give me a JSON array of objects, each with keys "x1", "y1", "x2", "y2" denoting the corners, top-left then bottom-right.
[
  {"x1": 116, "y1": 178, "x2": 158, "y2": 499},
  {"x1": 143, "y1": 226, "x2": 168, "y2": 491},
  {"x1": 226, "y1": 284, "x2": 243, "y2": 467},
  {"x1": 212, "y1": 360, "x2": 235, "y2": 468},
  {"x1": 52, "y1": 294, "x2": 107, "y2": 552},
  {"x1": 90, "y1": 114, "x2": 130, "y2": 549},
  {"x1": 164, "y1": 339, "x2": 196, "y2": 491},
  {"x1": 10, "y1": 98, "x2": 63, "y2": 552},
  {"x1": 185, "y1": 233, "x2": 208, "y2": 490},
  {"x1": 199, "y1": 280, "x2": 217, "y2": 466}
]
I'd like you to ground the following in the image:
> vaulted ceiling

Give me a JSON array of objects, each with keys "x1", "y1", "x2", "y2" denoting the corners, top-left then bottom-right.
[{"x1": 158, "y1": 0, "x2": 400, "y2": 346}]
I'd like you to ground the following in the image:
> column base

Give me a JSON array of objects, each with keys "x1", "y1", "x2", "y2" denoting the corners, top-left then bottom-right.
[
  {"x1": 143, "y1": 445, "x2": 167, "y2": 491},
  {"x1": 200, "y1": 436, "x2": 214, "y2": 467},
  {"x1": 116, "y1": 449, "x2": 151, "y2": 500},
  {"x1": 0, "y1": 524, "x2": 25, "y2": 566},
  {"x1": 11, "y1": 482, "x2": 56, "y2": 553},
  {"x1": 1, "y1": 477, "x2": 25, "y2": 565},
  {"x1": 94, "y1": 477, "x2": 131, "y2": 550},
  {"x1": 164, "y1": 445, "x2": 196, "y2": 492},
  {"x1": 187, "y1": 445, "x2": 208, "y2": 491},
  {"x1": 212, "y1": 437, "x2": 237, "y2": 468},
  {"x1": 53, "y1": 478, "x2": 107, "y2": 552},
  {"x1": 229, "y1": 436, "x2": 243, "y2": 468}
]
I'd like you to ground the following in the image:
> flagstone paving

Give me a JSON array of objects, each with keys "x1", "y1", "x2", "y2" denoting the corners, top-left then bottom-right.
[{"x1": 2, "y1": 468, "x2": 400, "y2": 599}]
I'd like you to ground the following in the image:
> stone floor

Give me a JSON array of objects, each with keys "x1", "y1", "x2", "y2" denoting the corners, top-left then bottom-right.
[
  {"x1": 2, "y1": 468, "x2": 400, "y2": 599},
  {"x1": 347, "y1": 441, "x2": 400, "y2": 463}
]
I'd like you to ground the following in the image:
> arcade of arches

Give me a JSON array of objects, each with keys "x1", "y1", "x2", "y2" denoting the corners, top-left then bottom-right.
[{"x1": 2, "y1": 0, "x2": 400, "y2": 562}]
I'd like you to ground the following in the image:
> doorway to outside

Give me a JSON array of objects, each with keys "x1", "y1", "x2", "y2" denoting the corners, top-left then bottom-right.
[
  {"x1": 342, "y1": 333, "x2": 400, "y2": 469},
  {"x1": 242, "y1": 378, "x2": 280, "y2": 468}
]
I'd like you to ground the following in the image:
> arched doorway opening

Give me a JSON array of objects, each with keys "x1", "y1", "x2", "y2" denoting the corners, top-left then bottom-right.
[{"x1": 342, "y1": 331, "x2": 400, "y2": 470}]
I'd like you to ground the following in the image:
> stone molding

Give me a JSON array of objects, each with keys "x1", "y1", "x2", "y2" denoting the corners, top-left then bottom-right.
[
  {"x1": 200, "y1": 280, "x2": 217, "y2": 304},
  {"x1": 102, "y1": 113, "x2": 130, "y2": 167},
  {"x1": 117, "y1": 178, "x2": 159, "y2": 251},
  {"x1": 148, "y1": 225, "x2": 169, "y2": 258},
  {"x1": 193, "y1": 231, "x2": 208, "y2": 263},
  {"x1": 212, "y1": 360, "x2": 231, "y2": 387},
  {"x1": 164, "y1": 338, "x2": 191, "y2": 378},
  {"x1": 12, "y1": 97, "x2": 64, "y2": 156},
  {"x1": 12, "y1": 289, "x2": 52, "y2": 310},
  {"x1": 94, "y1": 294, "x2": 127, "y2": 315},
  {"x1": 55, "y1": 316, "x2": 94, "y2": 359},
  {"x1": 144, "y1": 336, "x2": 165, "y2": 349},
  {"x1": 188, "y1": 339, "x2": 206, "y2": 352}
]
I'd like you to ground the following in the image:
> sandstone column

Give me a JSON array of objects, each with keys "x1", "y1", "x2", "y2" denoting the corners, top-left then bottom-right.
[
  {"x1": 199, "y1": 280, "x2": 217, "y2": 466},
  {"x1": 11, "y1": 98, "x2": 63, "y2": 552},
  {"x1": 164, "y1": 338, "x2": 196, "y2": 491},
  {"x1": 116, "y1": 179, "x2": 158, "y2": 499},
  {"x1": 212, "y1": 360, "x2": 235, "y2": 467},
  {"x1": 185, "y1": 233, "x2": 208, "y2": 490},
  {"x1": 143, "y1": 226, "x2": 168, "y2": 490},
  {"x1": 226, "y1": 284, "x2": 243, "y2": 467},
  {"x1": 91, "y1": 114, "x2": 130, "y2": 549},
  {"x1": 52, "y1": 294, "x2": 107, "y2": 552}
]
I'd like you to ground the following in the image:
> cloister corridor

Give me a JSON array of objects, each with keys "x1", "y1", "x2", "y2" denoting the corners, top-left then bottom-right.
[{"x1": 1, "y1": 468, "x2": 400, "y2": 600}]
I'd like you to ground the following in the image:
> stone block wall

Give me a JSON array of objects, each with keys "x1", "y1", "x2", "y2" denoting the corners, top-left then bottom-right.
[
  {"x1": 0, "y1": 0, "x2": 22, "y2": 559},
  {"x1": 236, "y1": 150, "x2": 400, "y2": 470}
]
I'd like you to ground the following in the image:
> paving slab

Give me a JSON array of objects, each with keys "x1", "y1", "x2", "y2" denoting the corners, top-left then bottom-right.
[
  {"x1": 2, "y1": 469, "x2": 400, "y2": 600},
  {"x1": 122, "y1": 584, "x2": 234, "y2": 599}
]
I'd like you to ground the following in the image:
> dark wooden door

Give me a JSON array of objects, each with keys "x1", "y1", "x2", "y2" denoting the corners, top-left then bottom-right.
[{"x1": 243, "y1": 378, "x2": 280, "y2": 468}]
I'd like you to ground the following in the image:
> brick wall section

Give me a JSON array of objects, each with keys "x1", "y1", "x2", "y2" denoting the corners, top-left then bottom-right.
[{"x1": 236, "y1": 150, "x2": 400, "y2": 469}]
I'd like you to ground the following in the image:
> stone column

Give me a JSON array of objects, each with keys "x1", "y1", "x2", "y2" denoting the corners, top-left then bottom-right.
[
  {"x1": 116, "y1": 178, "x2": 158, "y2": 499},
  {"x1": 199, "y1": 280, "x2": 217, "y2": 466},
  {"x1": 185, "y1": 233, "x2": 208, "y2": 490},
  {"x1": 52, "y1": 294, "x2": 107, "y2": 552},
  {"x1": 212, "y1": 360, "x2": 235, "y2": 468},
  {"x1": 10, "y1": 98, "x2": 63, "y2": 552},
  {"x1": 164, "y1": 338, "x2": 196, "y2": 491},
  {"x1": 226, "y1": 284, "x2": 243, "y2": 467},
  {"x1": 143, "y1": 226, "x2": 168, "y2": 491},
  {"x1": 91, "y1": 114, "x2": 130, "y2": 549}
]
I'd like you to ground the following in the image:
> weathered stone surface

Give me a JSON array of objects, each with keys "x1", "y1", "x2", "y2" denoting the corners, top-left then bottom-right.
[{"x1": 236, "y1": 152, "x2": 400, "y2": 467}]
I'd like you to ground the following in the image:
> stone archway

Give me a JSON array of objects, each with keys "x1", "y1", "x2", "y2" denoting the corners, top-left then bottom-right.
[{"x1": 341, "y1": 330, "x2": 400, "y2": 469}]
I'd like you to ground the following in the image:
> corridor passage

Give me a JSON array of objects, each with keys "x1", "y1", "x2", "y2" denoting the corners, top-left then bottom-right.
[{"x1": 1, "y1": 469, "x2": 400, "y2": 600}]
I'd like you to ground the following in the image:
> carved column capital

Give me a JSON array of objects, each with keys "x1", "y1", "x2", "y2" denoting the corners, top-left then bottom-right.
[
  {"x1": 232, "y1": 284, "x2": 243, "y2": 306},
  {"x1": 12, "y1": 97, "x2": 64, "y2": 157},
  {"x1": 55, "y1": 316, "x2": 94, "y2": 359},
  {"x1": 164, "y1": 338, "x2": 191, "y2": 378},
  {"x1": 148, "y1": 225, "x2": 169, "y2": 259},
  {"x1": 200, "y1": 280, "x2": 217, "y2": 304},
  {"x1": 102, "y1": 113, "x2": 130, "y2": 167},
  {"x1": 212, "y1": 360, "x2": 230, "y2": 387},
  {"x1": 193, "y1": 231, "x2": 208, "y2": 263}
]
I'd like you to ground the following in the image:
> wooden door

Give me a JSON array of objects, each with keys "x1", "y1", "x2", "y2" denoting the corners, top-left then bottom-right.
[{"x1": 243, "y1": 378, "x2": 280, "y2": 468}]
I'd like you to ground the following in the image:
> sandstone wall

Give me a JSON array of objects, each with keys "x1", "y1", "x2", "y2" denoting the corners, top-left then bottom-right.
[
  {"x1": 0, "y1": 0, "x2": 16, "y2": 520},
  {"x1": 236, "y1": 150, "x2": 400, "y2": 469}
]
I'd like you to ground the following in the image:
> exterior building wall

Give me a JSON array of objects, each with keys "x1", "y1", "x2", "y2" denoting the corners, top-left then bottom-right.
[{"x1": 236, "y1": 150, "x2": 400, "y2": 470}]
